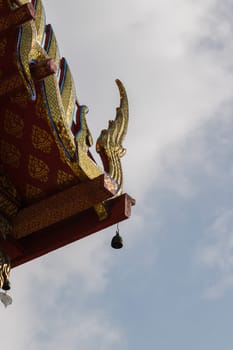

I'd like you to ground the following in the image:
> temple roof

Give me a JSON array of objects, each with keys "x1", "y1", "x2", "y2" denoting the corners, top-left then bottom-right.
[{"x1": 0, "y1": 0, "x2": 135, "y2": 279}]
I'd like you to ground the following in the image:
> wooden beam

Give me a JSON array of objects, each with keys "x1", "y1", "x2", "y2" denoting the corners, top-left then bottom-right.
[
  {"x1": 11, "y1": 193, "x2": 135, "y2": 267},
  {"x1": 12, "y1": 174, "x2": 116, "y2": 239}
]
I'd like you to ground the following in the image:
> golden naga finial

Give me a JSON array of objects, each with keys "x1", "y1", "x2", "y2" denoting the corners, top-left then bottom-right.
[{"x1": 96, "y1": 79, "x2": 129, "y2": 195}]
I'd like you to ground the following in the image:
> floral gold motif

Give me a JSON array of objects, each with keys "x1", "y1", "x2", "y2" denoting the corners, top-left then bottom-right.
[
  {"x1": 0, "y1": 74, "x2": 22, "y2": 96},
  {"x1": 28, "y1": 155, "x2": 49, "y2": 183},
  {"x1": 0, "y1": 140, "x2": 21, "y2": 168},
  {"x1": 25, "y1": 184, "x2": 43, "y2": 200},
  {"x1": 4, "y1": 109, "x2": 24, "y2": 138},
  {"x1": 57, "y1": 169, "x2": 75, "y2": 187},
  {"x1": 31, "y1": 125, "x2": 53, "y2": 153},
  {"x1": 0, "y1": 173, "x2": 19, "y2": 201}
]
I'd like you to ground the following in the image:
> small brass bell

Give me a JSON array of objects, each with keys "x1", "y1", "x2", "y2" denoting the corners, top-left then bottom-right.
[
  {"x1": 111, "y1": 232, "x2": 123, "y2": 249},
  {"x1": 111, "y1": 224, "x2": 123, "y2": 249},
  {"x1": 2, "y1": 278, "x2": 10, "y2": 291}
]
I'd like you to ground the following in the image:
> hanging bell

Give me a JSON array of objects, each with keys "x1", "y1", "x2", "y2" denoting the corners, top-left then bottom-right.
[
  {"x1": 111, "y1": 232, "x2": 123, "y2": 249},
  {"x1": 2, "y1": 278, "x2": 10, "y2": 291}
]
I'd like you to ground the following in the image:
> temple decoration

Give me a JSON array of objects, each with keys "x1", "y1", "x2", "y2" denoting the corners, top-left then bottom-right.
[
  {"x1": 96, "y1": 79, "x2": 129, "y2": 195},
  {"x1": 0, "y1": 0, "x2": 135, "y2": 298}
]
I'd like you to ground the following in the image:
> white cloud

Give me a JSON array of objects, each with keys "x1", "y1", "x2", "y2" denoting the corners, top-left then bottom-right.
[
  {"x1": 32, "y1": 312, "x2": 124, "y2": 350},
  {"x1": 0, "y1": 232, "x2": 126, "y2": 350},
  {"x1": 197, "y1": 209, "x2": 233, "y2": 298},
  {"x1": 42, "y1": 0, "x2": 233, "y2": 206},
  {"x1": 3, "y1": 0, "x2": 233, "y2": 348}
]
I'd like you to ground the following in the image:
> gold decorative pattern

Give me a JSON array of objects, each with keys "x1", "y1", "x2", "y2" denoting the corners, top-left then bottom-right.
[
  {"x1": 0, "y1": 37, "x2": 7, "y2": 56},
  {"x1": 43, "y1": 74, "x2": 76, "y2": 155},
  {"x1": 26, "y1": 184, "x2": 43, "y2": 200},
  {"x1": 74, "y1": 105, "x2": 104, "y2": 180},
  {"x1": 34, "y1": 0, "x2": 46, "y2": 44},
  {"x1": 58, "y1": 148, "x2": 67, "y2": 164},
  {"x1": 31, "y1": 125, "x2": 53, "y2": 153},
  {"x1": 57, "y1": 169, "x2": 75, "y2": 187},
  {"x1": 16, "y1": 20, "x2": 36, "y2": 99},
  {"x1": 45, "y1": 25, "x2": 60, "y2": 68},
  {"x1": 0, "y1": 0, "x2": 108, "y2": 185},
  {"x1": 28, "y1": 155, "x2": 49, "y2": 183},
  {"x1": 0, "y1": 214, "x2": 12, "y2": 237},
  {"x1": 60, "y1": 60, "x2": 76, "y2": 128},
  {"x1": 96, "y1": 80, "x2": 129, "y2": 195},
  {"x1": 0, "y1": 194, "x2": 19, "y2": 218},
  {"x1": 4, "y1": 109, "x2": 24, "y2": 138},
  {"x1": 0, "y1": 173, "x2": 21, "y2": 219},
  {"x1": 0, "y1": 173, "x2": 19, "y2": 202},
  {"x1": 94, "y1": 203, "x2": 108, "y2": 221},
  {"x1": 0, "y1": 74, "x2": 23, "y2": 96},
  {"x1": 0, "y1": 140, "x2": 21, "y2": 168},
  {"x1": 75, "y1": 106, "x2": 93, "y2": 152}
]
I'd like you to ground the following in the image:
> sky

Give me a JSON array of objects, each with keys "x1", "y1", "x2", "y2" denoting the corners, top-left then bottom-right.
[{"x1": 1, "y1": 0, "x2": 233, "y2": 349}]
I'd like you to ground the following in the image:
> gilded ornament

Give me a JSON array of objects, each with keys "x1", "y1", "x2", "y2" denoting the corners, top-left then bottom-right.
[
  {"x1": 28, "y1": 155, "x2": 49, "y2": 183},
  {"x1": 42, "y1": 74, "x2": 76, "y2": 156},
  {"x1": 4, "y1": 109, "x2": 24, "y2": 138},
  {"x1": 44, "y1": 24, "x2": 60, "y2": 68},
  {"x1": 31, "y1": 125, "x2": 53, "y2": 153},
  {"x1": 16, "y1": 20, "x2": 36, "y2": 99},
  {"x1": 0, "y1": 140, "x2": 21, "y2": 168},
  {"x1": 96, "y1": 80, "x2": 129, "y2": 195},
  {"x1": 60, "y1": 59, "x2": 76, "y2": 128},
  {"x1": 0, "y1": 250, "x2": 10, "y2": 290},
  {"x1": 94, "y1": 203, "x2": 108, "y2": 221},
  {"x1": 33, "y1": 0, "x2": 46, "y2": 44}
]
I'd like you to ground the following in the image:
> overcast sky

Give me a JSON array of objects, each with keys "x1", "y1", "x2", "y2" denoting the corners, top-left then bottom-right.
[{"x1": 2, "y1": 0, "x2": 233, "y2": 349}]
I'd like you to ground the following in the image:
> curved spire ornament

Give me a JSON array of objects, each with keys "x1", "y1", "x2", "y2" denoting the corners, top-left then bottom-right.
[{"x1": 96, "y1": 79, "x2": 129, "y2": 195}]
